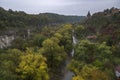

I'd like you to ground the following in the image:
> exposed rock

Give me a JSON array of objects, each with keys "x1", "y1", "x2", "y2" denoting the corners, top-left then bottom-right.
[{"x1": 0, "y1": 35, "x2": 15, "y2": 48}]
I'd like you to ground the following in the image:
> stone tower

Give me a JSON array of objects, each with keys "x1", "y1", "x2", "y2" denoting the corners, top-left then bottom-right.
[{"x1": 87, "y1": 11, "x2": 91, "y2": 18}]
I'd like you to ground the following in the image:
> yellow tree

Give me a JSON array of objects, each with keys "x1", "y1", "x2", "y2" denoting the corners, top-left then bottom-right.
[
  {"x1": 72, "y1": 65, "x2": 110, "y2": 80},
  {"x1": 16, "y1": 49, "x2": 49, "y2": 80}
]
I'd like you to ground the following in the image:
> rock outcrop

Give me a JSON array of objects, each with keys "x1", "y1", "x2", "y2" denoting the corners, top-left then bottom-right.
[{"x1": 0, "y1": 35, "x2": 15, "y2": 48}]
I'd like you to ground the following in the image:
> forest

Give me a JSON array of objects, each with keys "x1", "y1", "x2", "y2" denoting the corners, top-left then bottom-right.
[
  {"x1": 0, "y1": 7, "x2": 120, "y2": 80},
  {"x1": 0, "y1": 7, "x2": 85, "y2": 32}
]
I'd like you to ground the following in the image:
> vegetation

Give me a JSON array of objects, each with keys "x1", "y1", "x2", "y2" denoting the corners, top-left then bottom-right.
[
  {"x1": 0, "y1": 7, "x2": 120, "y2": 80},
  {"x1": 72, "y1": 65, "x2": 110, "y2": 80},
  {"x1": 0, "y1": 7, "x2": 85, "y2": 32},
  {"x1": 69, "y1": 40, "x2": 114, "y2": 80},
  {"x1": 0, "y1": 22, "x2": 73, "y2": 80},
  {"x1": 69, "y1": 7, "x2": 120, "y2": 80},
  {"x1": 16, "y1": 49, "x2": 49, "y2": 80},
  {"x1": 0, "y1": 49, "x2": 49, "y2": 80}
]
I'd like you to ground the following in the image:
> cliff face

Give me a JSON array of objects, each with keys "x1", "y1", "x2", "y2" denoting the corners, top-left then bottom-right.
[{"x1": 0, "y1": 35, "x2": 15, "y2": 48}]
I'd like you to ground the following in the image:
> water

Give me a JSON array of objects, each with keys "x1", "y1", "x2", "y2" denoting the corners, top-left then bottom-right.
[
  {"x1": 71, "y1": 49, "x2": 74, "y2": 57},
  {"x1": 62, "y1": 32, "x2": 77, "y2": 80},
  {"x1": 71, "y1": 35, "x2": 77, "y2": 57},
  {"x1": 72, "y1": 36, "x2": 77, "y2": 45},
  {"x1": 63, "y1": 71, "x2": 74, "y2": 80}
]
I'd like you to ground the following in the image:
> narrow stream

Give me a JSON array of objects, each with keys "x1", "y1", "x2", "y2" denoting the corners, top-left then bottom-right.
[
  {"x1": 62, "y1": 59, "x2": 74, "y2": 80},
  {"x1": 62, "y1": 31, "x2": 77, "y2": 80}
]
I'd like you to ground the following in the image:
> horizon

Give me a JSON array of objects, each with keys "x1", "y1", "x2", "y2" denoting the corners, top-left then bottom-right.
[
  {"x1": 0, "y1": 0, "x2": 120, "y2": 16},
  {"x1": 1, "y1": 7, "x2": 120, "y2": 17}
]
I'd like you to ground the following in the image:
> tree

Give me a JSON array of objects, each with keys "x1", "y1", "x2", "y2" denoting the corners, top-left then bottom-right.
[
  {"x1": 16, "y1": 48, "x2": 49, "y2": 80},
  {"x1": 0, "y1": 49, "x2": 22, "y2": 80},
  {"x1": 69, "y1": 40, "x2": 113, "y2": 80},
  {"x1": 11, "y1": 38, "x2": 27, "y2": 51},
  {"x1": 75, "y1": 25, "x2": 86, "y2": 39},
  {"x1": 74, "y1": 40, "x2": 112, "y2": 66},
  {"x1": 73, "y1": 76, "x2": 84, "y2": 80},
  {"x1": 33, "y1": 34, "x2": 46, "y2": 47},
  {"x1": 72, "y1": 65, "x2": 110, "y2": 80},
  {"x1": 39, "y1": 24, "x2": 73, "y2": 80},
  {"x1": 57, "y1": 24, "x2": 73, "y2": 53},
  {"x1": 54, "y1": 33, "x2": 62, "y2": 41},
  {"x1": 40, "y1": 38, "x2": 66, "y2": 68}
]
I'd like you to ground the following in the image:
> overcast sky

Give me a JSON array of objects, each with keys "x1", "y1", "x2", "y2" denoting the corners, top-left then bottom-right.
[{"x1": 0, "y1": 0, "x2": 120, "y2": 16}]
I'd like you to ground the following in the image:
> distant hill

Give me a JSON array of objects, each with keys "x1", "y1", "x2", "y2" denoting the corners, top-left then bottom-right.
[{"x1": 0, "y1": 7, "x2": 85, "y2": 31}]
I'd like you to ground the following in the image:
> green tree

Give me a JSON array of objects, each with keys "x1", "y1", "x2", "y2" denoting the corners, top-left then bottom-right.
[
  {"x1": 33, "y1": 34, "x2": 46, "y2": 47},
  {"x1": 0, "y1": 49, "x2": 22, "y2": 80},
  {"x1": 75, "y1": 25, "x2": 86, "y2": 39},
  {"x1": 11, "y1": 38, "x2": 27, "y2": 51},
  {"x1": 69, "y1": 40, "x2": 113, "y2": 80},
  {"x1": 57, "y1": 24, "x2": 73, "y2": 53},
  {"x1": 74, "y1": 40, "x2": 112, "y2": 66},
  {"x1": 40, "y1": 38, "x2": 66, "y2": 68}
]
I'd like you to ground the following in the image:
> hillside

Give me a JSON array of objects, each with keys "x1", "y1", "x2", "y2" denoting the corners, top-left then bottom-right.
[
  {"x1": 84, "y1": 7, "x2": 120, "y2": 45},
  {"x1": 0, "y1": 7, "x2": 85, "y2": 31},
  {"x1": 85, "y1": 7, "x2": 120, "y2": 32},
  {"x1": 71, "y1": 7, "x2": 120, "y2": 80}
]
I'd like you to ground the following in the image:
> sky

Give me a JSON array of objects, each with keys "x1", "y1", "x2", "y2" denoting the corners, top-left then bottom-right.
[{"x1": 0, "y1": 0, "x2": 120, "y2": 16}]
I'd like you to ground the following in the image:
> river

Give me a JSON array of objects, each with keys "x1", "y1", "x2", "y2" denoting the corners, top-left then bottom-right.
[{"x1": 62, "y1": 31, "x2": 77, "y2": 80}]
